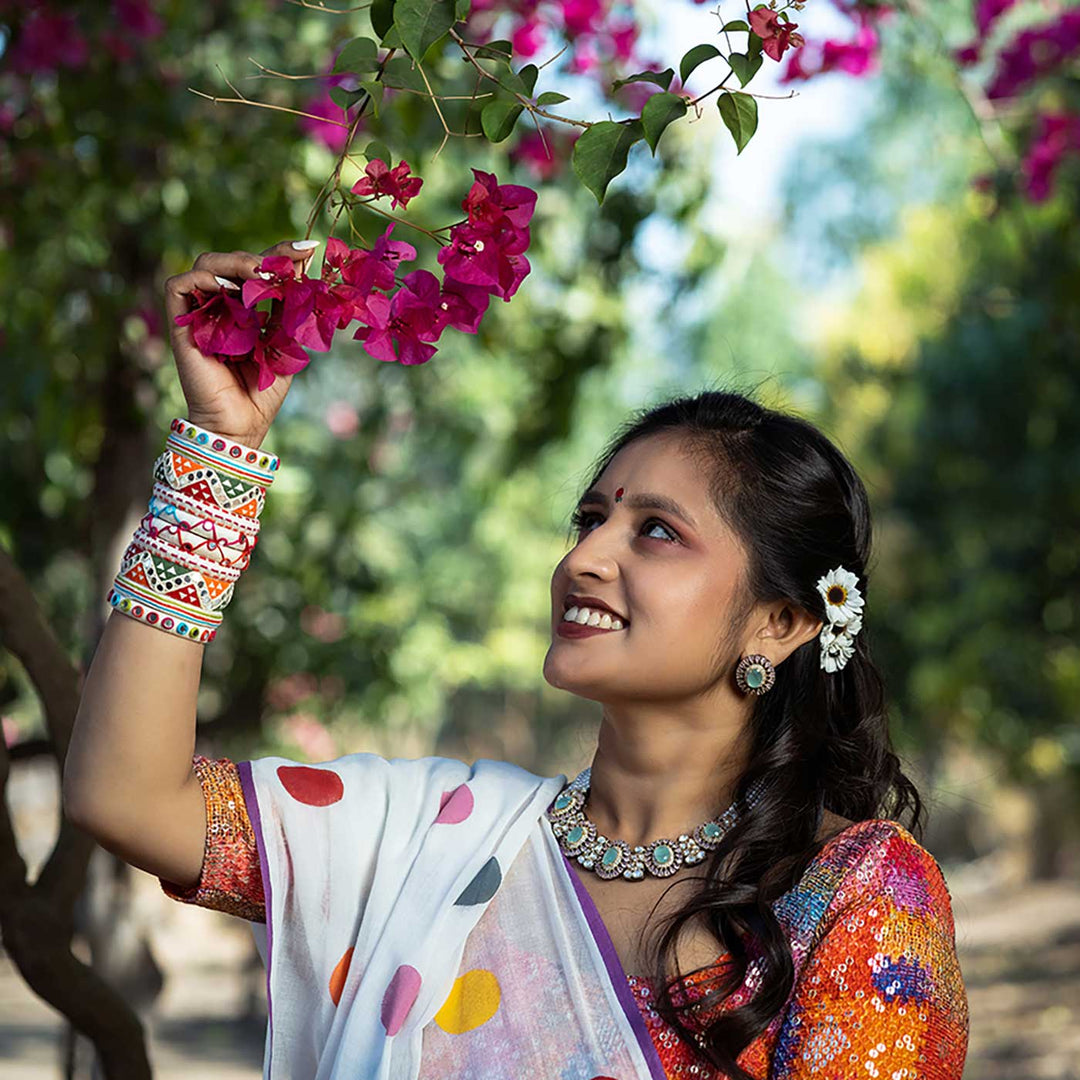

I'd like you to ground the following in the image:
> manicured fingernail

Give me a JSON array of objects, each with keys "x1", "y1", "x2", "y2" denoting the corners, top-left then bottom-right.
[
  {"x1": 258, "y1": 271, "x2": 274, "y2": 279},
  {"x1": 214, "y1": 275, "x2": 240, "y2": 289},
  {"x1": 292, "y1": 239, "x2": 320, "y2": 250}
]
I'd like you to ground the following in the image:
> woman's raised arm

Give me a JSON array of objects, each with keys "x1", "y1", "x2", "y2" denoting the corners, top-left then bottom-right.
[{"x1": 62, "y1": 238, "x2": 319, "y2": 887}]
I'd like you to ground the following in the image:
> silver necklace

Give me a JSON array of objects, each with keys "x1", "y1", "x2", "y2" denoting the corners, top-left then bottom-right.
[{"x1": 546, "y1": 768, "x2": 767, "y2": 882}]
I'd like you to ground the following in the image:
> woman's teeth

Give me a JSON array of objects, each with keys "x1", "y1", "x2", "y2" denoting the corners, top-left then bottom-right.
[{"x1": 562, "y1": 606, "x2": 625, "y2": 630}]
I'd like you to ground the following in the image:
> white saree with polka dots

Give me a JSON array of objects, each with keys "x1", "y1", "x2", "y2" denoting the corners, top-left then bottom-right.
[{"x1": 237, "y1": 752, "x2": 669, "y2": 1080}]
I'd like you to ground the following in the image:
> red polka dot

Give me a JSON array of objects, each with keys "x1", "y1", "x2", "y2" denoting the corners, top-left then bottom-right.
[
  {"x1": 277, "y1": 764, "x2": 344, "y2": 806},
  {"x1": 328, "y1": 947, "x2": 354, "y2": 1006},
  {"x1": 381, "y1": 964, "x2": 422, "y2": 1036},
  {"x1": 435, "y1": 783, "x2": 474, "y2": 824}
]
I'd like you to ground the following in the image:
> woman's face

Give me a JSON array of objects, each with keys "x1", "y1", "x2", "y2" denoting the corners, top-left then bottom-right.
[{"x1": 543, "y1": 431, "x2": 751, "y2": 706}]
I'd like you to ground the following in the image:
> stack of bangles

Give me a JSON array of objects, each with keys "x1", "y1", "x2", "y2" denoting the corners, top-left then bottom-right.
[{"x1": 106, "y1": 418, "x2": 280, "y2": 644}]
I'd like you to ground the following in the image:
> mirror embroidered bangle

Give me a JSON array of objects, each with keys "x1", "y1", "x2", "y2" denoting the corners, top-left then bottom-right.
[{"x1": 107, "y1": 418, "x2": 280, "y2": 644}]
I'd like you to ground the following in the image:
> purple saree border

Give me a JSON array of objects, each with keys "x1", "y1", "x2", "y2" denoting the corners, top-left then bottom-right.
[
  {"x1": 237, "y1": 759, "x2": 274, "y2": 1058},
  {"x1": 560, "y1": 850, "x2": 668, "y2": 1080}
]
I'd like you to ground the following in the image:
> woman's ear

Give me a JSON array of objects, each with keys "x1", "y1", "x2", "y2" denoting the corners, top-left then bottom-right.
[{"x1": 752, "y1": 601, "x2": 823, "y2": 664}]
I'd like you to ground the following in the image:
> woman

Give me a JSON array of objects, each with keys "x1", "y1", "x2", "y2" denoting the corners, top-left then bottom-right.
[{"x1": 63, "y1": 239, "x2": 970, "y2": 1080}]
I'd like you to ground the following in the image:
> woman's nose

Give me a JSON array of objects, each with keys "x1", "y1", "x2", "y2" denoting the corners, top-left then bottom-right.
[{"x1": 563, "y1": 527, "x2": 619, "y2": 580}]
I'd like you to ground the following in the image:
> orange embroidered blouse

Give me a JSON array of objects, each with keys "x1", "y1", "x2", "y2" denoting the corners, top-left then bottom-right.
[{"x1": 160, "y1": 755, "x2": 969, "y2": 1078}]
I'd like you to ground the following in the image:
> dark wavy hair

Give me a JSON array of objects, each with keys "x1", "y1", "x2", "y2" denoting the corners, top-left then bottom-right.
[{"x1": 568, "y1": 383, "x2": 925, "y2": 1079}]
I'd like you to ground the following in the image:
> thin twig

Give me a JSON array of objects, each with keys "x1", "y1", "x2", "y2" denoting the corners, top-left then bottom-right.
[
  {"x1": 349, "y1": 197, "x2": 450, "y2": 244},
  {"x1": 283, "y1": 0, "x2": 372, "y2": 12},
  {"x1": 450, "y1": 28, "x2": 596, "y2": 129},
  {"x1": 186, "y1": 87, "x2": 352, "y2": 127}
]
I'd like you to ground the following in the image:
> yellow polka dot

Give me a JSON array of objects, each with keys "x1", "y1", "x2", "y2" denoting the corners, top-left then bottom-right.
[{"x1": 433, "y1": 968, "x2": 501, "y2": 1034}]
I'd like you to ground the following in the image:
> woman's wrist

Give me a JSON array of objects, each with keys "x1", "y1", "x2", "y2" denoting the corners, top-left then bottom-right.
[{"x1": 105, "y1": 418, "x2": 280, "y2": 645}]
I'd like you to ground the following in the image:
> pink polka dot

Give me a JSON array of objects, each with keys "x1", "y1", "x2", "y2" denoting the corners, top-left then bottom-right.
[
  {"x1": 277, "y1": 764, "x2": 344, "y2": 806},
  {"x1": 381, "y1": 964, "x2": 422, "y2": 1036},
  {"x1": 435, "y1": 783, "x2": 474, "y2": 824}
]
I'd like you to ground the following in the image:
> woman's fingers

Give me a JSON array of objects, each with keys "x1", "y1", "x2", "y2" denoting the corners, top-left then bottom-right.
[{"x1": 165, "y1": 241, "x2": 322, "y2": 328}]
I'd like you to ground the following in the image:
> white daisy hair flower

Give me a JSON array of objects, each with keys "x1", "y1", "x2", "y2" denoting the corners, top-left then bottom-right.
[
  {"x1": 816, "y1": 566, "x2": 865, "y2": 625},
  {"x1": 815, "y1": 565, "x2": 865, "y2": 673}
]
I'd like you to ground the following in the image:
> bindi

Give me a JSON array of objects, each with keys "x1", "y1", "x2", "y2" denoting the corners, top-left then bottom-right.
[{"x1": 614, "y1": 487, "x2": 625, "y2": 503}]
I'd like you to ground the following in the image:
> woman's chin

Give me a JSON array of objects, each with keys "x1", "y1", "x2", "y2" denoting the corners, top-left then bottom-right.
[{"x1": 542, "y1": 650, "x2": 610, "y2": 699}]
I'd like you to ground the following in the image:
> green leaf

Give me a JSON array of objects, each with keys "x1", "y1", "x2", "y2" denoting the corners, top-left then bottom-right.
[
  {"x1": 371, "y1": 0, "x2": 396, "y2": 39},
  {"x1": 611, "y1": 68, "x2": 674, "y2": 92},
  {"x1": 455, "y1": 0, "x2": 471, "y2": 17},
  {"x1": 381, "y1": 25, "x2": 403, "y2": 48},
  {"x1": 333, "y1": 36, "x2": 380, "y2": 75},
  {"x1": 328, "y1": 85, "x2": 367, "y2": 110},
  {"x1": 640, "y1": 91, "x2": 687, "y2": 155},
  {"x1": 469, "y1": 39, "x2": 512, "y2": 60},
  {"x1": 364, "y1": 140, "x2": 393, "y2": 164},
  {"x1": 679, "y1": 43, "x2": 721, "y2": 84},
  {"x1": 481, "y1": 99, "x2": 524, "y2": 142},
  {"x1": 382, "y1": 56, "x2": 427, "y2": 92},
  {"x1": 571, "y1": 120, "x2": 643, "y2": 204},
  {"x1": 535, "y1": 90, "x2": 569, "y2": 106},
  {"x1": 357, "y1": 80, "x2": 385, "y2": 116},
  {"x1": 727, "y1": 51, "x2": 763, "y2": 88},
  {"x1": 518, "y1": 63, "x2": 539, "y2": 95},
  {"x1": 721, "y1": 19, "x2": 750, "y2": 32},
  {"x1": 718, "y1": 91, "x2": 757, "y2": 154},
  {"x1": 394, "y1": 0, "x2": 456, "y2": 62},
  {"x1": 747, "y1": 31, "x2": 764, "y2": 60}
]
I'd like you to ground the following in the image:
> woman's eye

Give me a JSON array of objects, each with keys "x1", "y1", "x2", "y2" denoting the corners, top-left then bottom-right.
[{"x1": 571, "y1": 511, "x2": 678, "y2": 544}]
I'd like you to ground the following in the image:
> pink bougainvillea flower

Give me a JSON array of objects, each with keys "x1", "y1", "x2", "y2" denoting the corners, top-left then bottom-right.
[
  {"x1": 1020, "y1": 111, "x2": 1080, "y2": 202},
  {"x1": 351, "y1": 158, "x2": 424, "y2": 210},
  {"x1": 749, "y1": 8, "x2": 804, "y2": 63},
  {"x1": 341, "y1": 224, "x2": 417, "y2": 295},
  {"x1": 242, "y1": 255, "x2": 304, "y2": 306},
  {"x1": 299, "y1": 89, "x2": 354, "y2": 153},
  {"x1": 252, "y1": 324, "x2": 312, "y2": 391},
  {"x1": 438, "y1": 277, "x2": 492, "y2": 334},
  {"x1": 352, "y1": 279, "x2": 442, "y2": 366},
  {"x1": 173, "y1": 288, "x2": 262, "y2": 357},
  {"x1": 114, "y1": 0, "x2": 166, "y2": 40},
  {"x1": 512, "y1": 16, "x2": 546, "y2": 58},
  {"x1": 464, "y1": 169, "x2": 538, "y2": 231},
  {"x1": 510, "y1": 129, "x2": 572, "y2": 181},
  {"x1": 780, "y1": 22, "x2": 880, "y2": 82},
  {"x1": 560, "y1": 0, "x2": 605, "y2": 38},
  {"x1": 281, "y1": 278, "x2": 352, "y2": 352},
  {"x1": 7, "y1": 8, "x2": 89, "y2": 75},
  {"x1": 985, "y1": 11, "x2": 1080, "y2": 100},
  {"x1": 975, "y1": 0, "x2": 1019, "y2": 39}
]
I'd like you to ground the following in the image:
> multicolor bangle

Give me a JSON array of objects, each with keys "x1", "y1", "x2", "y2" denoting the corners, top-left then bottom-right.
[{"x1": 107, "y1": 418, "x2": 280, "y2": 645}]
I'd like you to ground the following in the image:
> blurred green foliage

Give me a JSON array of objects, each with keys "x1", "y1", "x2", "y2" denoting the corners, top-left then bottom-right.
[{"x1": 1, "y1": 0, "x2": 1077, "y2": 813}]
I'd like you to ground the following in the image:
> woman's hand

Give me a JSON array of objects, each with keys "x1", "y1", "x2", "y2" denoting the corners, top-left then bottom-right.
[{"x1": 163, "y1": 239, "x2": 320, "y2": 449}]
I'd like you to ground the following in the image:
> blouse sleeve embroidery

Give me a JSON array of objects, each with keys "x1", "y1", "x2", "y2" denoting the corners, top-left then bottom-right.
[
  {"x1": 158, "y1": 753, "x2": 267, "y2": 924},
  {"x1": 770, "y1": 826, "x2": 969, "y2": 1079}
]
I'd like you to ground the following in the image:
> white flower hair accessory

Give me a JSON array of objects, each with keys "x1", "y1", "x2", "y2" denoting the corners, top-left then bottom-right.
[{"x1": 815, "y1": 566, "x2": 865, "y2": 673}]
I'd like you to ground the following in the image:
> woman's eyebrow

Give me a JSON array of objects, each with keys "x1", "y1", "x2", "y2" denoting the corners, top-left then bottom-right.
[{"x1": 577, "y1": 489, "x2": 698, "y2": 530}]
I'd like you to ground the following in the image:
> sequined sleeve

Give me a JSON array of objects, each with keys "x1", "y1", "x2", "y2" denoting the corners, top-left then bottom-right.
[
  {"x1": 158, "y1": 753, "x2": 266, "y2": 923},
  {"x1": 769, "y1": 828, "x2": 969, "y2": 1079}
]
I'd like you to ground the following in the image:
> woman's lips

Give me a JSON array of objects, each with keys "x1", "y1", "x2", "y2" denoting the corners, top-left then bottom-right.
[{"x1": 556, "y1": 620, "x2": 626, "y2": 639}]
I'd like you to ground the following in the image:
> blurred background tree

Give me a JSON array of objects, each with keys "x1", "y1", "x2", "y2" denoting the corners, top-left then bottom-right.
[{"x1": 2, "y1": 0, "x2": 1078, "y2": 1076}]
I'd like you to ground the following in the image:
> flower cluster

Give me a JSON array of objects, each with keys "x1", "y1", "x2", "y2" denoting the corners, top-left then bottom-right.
[
  {"x1": 749, "y1": 7, "x2": 805, "y2": 63},
  {"x1": 780, "y1": 5, "x2": 888, "y2": 83},
  {"x1": 466, "y1": 0, "x2": 642, "y2": 77},
  {"x1": 984, "y1": 9, "x2": 1080, "y2": 100},
  {"x1": 4, "y1": 0, "x2": 163, "y2": 74},
  {"x1": 815, "y1": 566, "x2": 865, "y2": 673},
  {"x1": 1021, "y1": 111, "x2": 1080, "y2": 203},
  {"x1": 172, "y1": 166, "x2": 537, "y2": 387}
]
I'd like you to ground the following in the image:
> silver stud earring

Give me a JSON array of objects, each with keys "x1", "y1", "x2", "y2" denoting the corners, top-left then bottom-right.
[{"x1": 734, "y1": 653, "x2": 776, "y2": 695}]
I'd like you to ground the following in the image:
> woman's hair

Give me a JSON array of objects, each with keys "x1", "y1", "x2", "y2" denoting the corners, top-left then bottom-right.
[{"x1": 570, "y1": 383, "x2": 924, "y2": 1080}]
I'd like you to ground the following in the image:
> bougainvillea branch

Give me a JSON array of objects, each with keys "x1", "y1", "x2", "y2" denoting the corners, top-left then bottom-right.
[{"x1": 154, "y1": 0, "x2": 1080, "y2": 382}]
